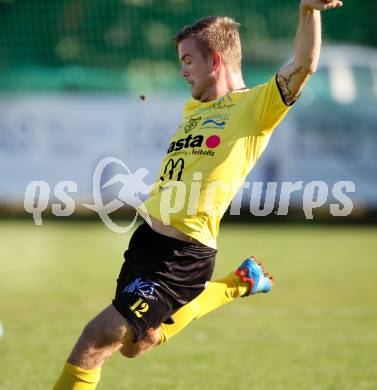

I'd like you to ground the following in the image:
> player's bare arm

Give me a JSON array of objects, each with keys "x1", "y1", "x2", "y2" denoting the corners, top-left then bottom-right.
[{"x1": 277, "y1": 0, "x2": 343, "y2": 105}]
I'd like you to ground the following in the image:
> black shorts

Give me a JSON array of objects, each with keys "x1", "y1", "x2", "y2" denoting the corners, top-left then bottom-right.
[{"x1": 112, "y1": 222, "x2": 216, "y2": 342}]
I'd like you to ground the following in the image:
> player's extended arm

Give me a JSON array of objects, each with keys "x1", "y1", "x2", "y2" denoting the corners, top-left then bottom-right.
[{"x1": 277, "y1": 0, "x2": 343, "y2": 105}]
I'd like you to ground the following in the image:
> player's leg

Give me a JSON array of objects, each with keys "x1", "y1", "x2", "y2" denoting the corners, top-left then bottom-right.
[
  {"x1": 158, "y1": 273, "x2": 248, "y2": 343},
  {"x1": 53, "y1": 305, "x2": 136, "y2": 390},
  {"x1": 159, "y1": 256, "x2": 274, "y2": 343},
  {"x1": 53, "y1": 288, "x2": 171, "y2": 389}
]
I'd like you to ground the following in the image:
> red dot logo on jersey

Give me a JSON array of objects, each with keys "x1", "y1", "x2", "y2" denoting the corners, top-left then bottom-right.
[{"x1": 206, "y1": 135, "x2": 221, "y2": 149}]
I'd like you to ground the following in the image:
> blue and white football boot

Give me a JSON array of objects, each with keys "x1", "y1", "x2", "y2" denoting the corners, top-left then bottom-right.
[{"x1": 235, "y1": 256, "x2": 273, "y2": 296}]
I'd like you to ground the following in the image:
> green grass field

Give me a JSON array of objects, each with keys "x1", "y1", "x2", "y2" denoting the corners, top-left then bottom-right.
[{"x1": 1, "y1": 221, "x2": 376, "y2": 389}]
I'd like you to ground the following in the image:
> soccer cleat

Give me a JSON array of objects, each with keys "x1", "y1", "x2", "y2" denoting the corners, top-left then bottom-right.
[{"x1": 235, "y1": 256, "x2": 273, "y2": 296}]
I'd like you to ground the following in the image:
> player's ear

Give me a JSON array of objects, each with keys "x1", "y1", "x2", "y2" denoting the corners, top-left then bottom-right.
[{"x1": 212, "y1": 52, "x2": 222, "y2": 72}]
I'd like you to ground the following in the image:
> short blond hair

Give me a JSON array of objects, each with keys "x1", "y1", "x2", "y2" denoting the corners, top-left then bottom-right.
[{"x1": 174, "y1": 16, "x2": 242, "y2": 71}]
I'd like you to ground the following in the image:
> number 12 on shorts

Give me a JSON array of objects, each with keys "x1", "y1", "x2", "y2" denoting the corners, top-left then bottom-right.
[{"x1": 129, "y1": 298, "x2": 149, "y2": 318}]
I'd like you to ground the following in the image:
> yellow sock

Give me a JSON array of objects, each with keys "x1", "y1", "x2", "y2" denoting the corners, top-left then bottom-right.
[
  {"x1": 53, "y1": 362, "x2": 101, "y2": 390},
  {"x1": 159, "y1": 272, "x2": 249, "y2": 343}
]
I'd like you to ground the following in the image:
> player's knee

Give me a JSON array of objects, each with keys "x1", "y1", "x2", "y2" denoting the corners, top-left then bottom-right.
[
  {"x1": 119, "y1": 330, "x2": 160, "y2": 359},
  {"x1": 119, "y1": 344, "x2": 142, "y2": 359},
  {"x1": 119, "y1": 342, "x2": 156, "y2": 359}
]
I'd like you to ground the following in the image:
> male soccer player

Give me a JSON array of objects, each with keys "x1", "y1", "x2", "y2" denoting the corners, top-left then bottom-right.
[{"x1": 53, "y1": 1, "x2": 343, "y2": 388}]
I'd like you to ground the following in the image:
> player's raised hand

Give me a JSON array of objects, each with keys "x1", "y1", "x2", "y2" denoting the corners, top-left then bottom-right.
[{"x1": 300, "y1": 0, "x2": 343, "y2": 12}]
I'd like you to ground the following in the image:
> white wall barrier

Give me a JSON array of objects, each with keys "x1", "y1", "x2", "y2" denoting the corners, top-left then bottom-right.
[{"x1": 0, "y1": 93, "x2": 376, "y2": 209}]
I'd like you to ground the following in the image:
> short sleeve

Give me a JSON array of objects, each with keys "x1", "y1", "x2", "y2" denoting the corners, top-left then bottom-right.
[{"x1": 250, "y1": 75, "x2": 293, "y2": 136}]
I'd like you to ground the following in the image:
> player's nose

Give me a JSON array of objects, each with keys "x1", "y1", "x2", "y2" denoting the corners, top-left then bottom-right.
[{"x1": 180, "y1": 66, "x2": 189, "y2": 77}]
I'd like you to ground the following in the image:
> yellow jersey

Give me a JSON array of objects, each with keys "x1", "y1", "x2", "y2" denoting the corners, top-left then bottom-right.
[{"x1": 143, "y1": 75, "x2": 292, "y2": 248}]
